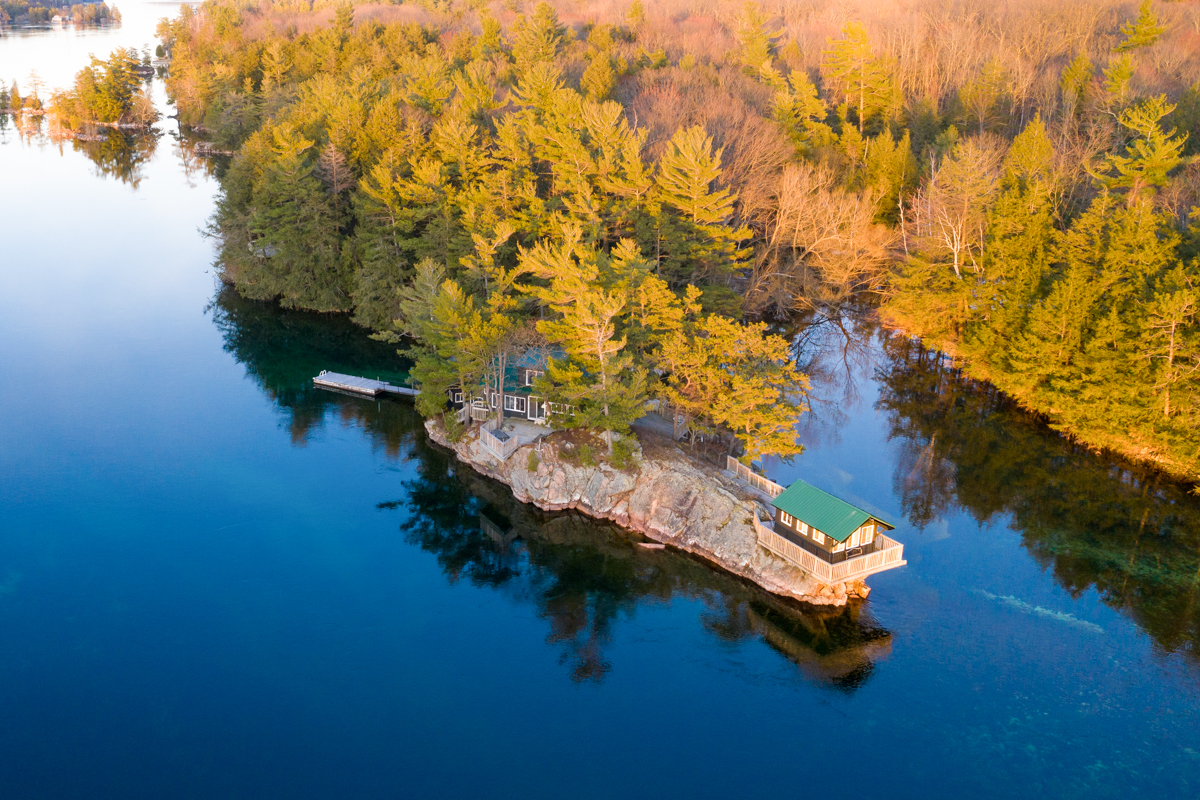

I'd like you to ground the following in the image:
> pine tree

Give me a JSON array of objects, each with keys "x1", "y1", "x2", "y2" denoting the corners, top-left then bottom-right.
[
  {"x1": 581, "y1": 53, "x2": 616, "y2": 101},
  {"x1": 771, "y1": 70, "x2": 831, "y2": 155},
  {"x1": 959, "y1": 58, "x2": 1009, "y2": 135},
  {"x1": 1103, "y1": 54, "x2": 1135, "y2": 107},
  {"x1": 733, "y1": 2, "x2": 782, "y2": 82},
  {"x1": 1092, "y1": 95, "x2": 1187, "y2": 202},
  {"x1": 511, "y1": 3, "x2": 566, "y2": 74},
  {"x1": 520, "y1": 228, "x2": 648, "y2": 452},
  {"x1": 1140, "y1": 265, "x2": 1200, "y2": 419},
  {"x1": 653, "y1": 126, "x2": 749, "y2": 284},
  {"x1": 657, "y1": 315, "x2": 807, "y2": 461},
  {"x1": 1117, "y1": 0, "x2": 1165, "y2": 52},
  {"x1": 966, "y1": 117, "x2": 1057, "y2": 367},
  {"x1": 1059, "y1": 54, "x2": 1092, "y2": 120},
  {"x1": 821, "y1": 22, "x2": 894, "y2": 134}
]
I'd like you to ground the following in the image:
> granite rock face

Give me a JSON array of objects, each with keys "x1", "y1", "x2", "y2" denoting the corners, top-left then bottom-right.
[{"x1": 426, "y1": 420, "x2": 869, "y2": 606}]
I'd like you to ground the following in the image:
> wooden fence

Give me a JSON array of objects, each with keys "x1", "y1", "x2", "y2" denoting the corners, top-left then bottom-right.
[
  {"x1": 753, "y1": 511, "x2": 905, "y2": 585},
  {"x1": 479, "y1": 417, "x2": 520, "y2": 461},
  {"x1": 725, "y1": 456, "x2": 786, "y2": 498}
]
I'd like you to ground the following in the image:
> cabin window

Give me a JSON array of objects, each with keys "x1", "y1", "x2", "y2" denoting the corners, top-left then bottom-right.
[
  {"x1": 504, "y1": 395, "x2": 526, "y2": 413},
  {"x1": 452, "y1": 391, "x2": 463, "y2": 404},
  {"x1": 833, "y1": 540, "x2": 845, "y2": 552},
  {"x1": 799, "y1": 521, "x2": 809, "y2": 535},
  {"x1": 811, "y1": 529, "x2": 824, "y2": 545},
  {"x1": 779, "y1": 511, "x2": 794, "y2": 528},
  {"x1": 525, "y1": 369, "x2": 544, "y2": 386}
]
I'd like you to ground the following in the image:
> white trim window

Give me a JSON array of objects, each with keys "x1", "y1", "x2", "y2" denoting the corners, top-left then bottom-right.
[
  {"x1": 452, "y1": 391, "x2": 463, "y2": 404},
  {"x1": 799, "y1": 521, "x2": 809, "y2": 535},
  {"x1": 524, "y1": 369, "x2": 544, "y2": 386},
  {"x1": 779, "y1": 511, "x2": 794, "y2": 528},
  {"x1": 503, "y1": 395, "x2": 527, "y2": 414},
  {"x1": 811, "y1": 529, "x2": 825, "y2": 545}
]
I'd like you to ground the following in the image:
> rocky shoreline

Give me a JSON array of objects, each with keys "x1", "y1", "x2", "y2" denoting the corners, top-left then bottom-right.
[{"x1": 425, "y1": 419, "x2": 870, "y2": 606}]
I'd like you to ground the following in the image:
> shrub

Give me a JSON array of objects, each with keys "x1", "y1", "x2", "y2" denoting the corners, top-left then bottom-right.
[
  {"x1": 610, "y1": 435, "x2": 641, "y2": 471},
  {"x1": 442, "y1": 410, "x2": 465, "y2": 442},
  {"x1": 527, "y1": 450, "x2": 540, "y2": 472}
]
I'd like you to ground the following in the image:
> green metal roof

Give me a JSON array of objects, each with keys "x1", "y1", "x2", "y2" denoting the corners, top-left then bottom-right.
[{"x1": 771, "y1": 480, "x2": 893, "y2": 543}]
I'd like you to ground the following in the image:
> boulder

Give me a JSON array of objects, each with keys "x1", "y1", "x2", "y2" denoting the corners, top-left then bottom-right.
[{"x1": 426, "y1": 420, "x2": 856, "y2": 606}]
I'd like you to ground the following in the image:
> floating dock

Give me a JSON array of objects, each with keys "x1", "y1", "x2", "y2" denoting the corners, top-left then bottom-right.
[{"x1": 313, "y1": 370, "x2": 417, "y2": 397}]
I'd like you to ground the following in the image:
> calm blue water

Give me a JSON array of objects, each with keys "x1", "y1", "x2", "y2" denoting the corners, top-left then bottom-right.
[{"x1": 2, "y1": 7, "x2": 1199, "y2": 798}]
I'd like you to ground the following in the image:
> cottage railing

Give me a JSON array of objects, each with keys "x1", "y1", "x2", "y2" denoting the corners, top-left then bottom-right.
[
  {"x1": 725, "y1": 456, "x2": 786, "y2": 499},
  {"x1": 479, "y1": 417, "x2": 520, "y2": 461},
  {"x1": 753, "y1": 510, "x2": 905, "y2": 585}
]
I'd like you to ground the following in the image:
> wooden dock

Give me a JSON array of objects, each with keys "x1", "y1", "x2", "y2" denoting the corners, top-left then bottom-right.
[{"x1": 313, "y1": 370, "x2": 417, "y2": 397}]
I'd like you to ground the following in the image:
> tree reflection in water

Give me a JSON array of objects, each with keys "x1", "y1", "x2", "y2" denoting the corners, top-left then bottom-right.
[
  {"x1": 72, "y1": 127, "x2": 159, "y2": 187},
  {"x1": 875, "y1": 333, "x2": 1200, "y2": 664},
  {"x1": 393, "y1": 432, "x2": 891, "y2": 685},
  {"x1": 211, "y1": 287, "x2": 894, "y2": 687},
  {"x1": 1, "y1": 115, "x2": 160, "y2": 187}
]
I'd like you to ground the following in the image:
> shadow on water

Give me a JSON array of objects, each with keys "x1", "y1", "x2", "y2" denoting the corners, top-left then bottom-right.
[
  {"x1": 874, "y1": 332, "x2": 1200, "y2": 665},
  {"x1": 211, "y1": 287, "x2": 893, "y2": 687}
]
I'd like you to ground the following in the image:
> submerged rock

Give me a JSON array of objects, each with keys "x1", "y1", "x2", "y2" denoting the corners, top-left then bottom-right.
[{"x1": 426, "y1": 419, "x2": 868, "y2": 606}]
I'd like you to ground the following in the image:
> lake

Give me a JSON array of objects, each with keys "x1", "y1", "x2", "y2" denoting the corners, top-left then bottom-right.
[{"x1": 1, "y1": 5, "x2": 1198, "y2": 798}]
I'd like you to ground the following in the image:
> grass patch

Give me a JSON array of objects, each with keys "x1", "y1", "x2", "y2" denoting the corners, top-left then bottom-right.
[{"x1": 527, "y1": 449, "x2": 540, "y2": 472}]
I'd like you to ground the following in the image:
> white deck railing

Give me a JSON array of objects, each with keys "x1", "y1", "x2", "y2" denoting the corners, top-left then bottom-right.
[
  {"x1": 726, "y1": 456, "x2": 786, "y2": 498},
  {"x1": 753, "y1": 511, "x2": 905, "y2": 586}
]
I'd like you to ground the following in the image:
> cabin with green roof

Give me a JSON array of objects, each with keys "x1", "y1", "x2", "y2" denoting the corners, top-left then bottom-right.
[{"x1": 770, "y1": 480, "x2": 894, "y2": 564}]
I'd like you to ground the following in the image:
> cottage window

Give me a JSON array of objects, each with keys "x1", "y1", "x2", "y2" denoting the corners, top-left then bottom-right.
[
  {"x1": 779, "y1": 511, "x2": 794, "y2": 528},
  {"x1": 811, "y1": 529, "x2": 824, "y2": 545},
  {"x1": 490, "y1": 393, "x2": 498, "y2": 409},
  {"x1": 525, "y1": 369, "x2": 544, "y2": 386},
  {"x1": 452, "y1": 391, "x2": 463, "y2": 404},
  {"x1": 799, "y1": 521, "x2": 809, "y2": 535},
  {"x1": 504, "y1": 395, "x2": 527, "y2": 413}
]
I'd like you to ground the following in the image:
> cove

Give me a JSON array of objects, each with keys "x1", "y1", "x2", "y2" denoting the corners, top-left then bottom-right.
[{"x1": 3, "y1": 6, "x2": 1200, "y2": 798}]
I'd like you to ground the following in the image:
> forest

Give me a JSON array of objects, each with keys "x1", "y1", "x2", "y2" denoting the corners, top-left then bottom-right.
[
  {"x1": 0, "y1": 1, "x2": 119, "y2": 26},
  {"x1": 157, "y1": 0, "x2": 1200, "y2": 478}
]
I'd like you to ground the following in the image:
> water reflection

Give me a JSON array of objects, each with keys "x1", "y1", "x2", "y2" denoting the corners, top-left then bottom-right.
[
  {"x1": 73, "y1": 127, "x2": 158, "y2": 187},
  {"x1": 876, "y1": 333, "x2": 1200, "y2": 664},
  {"x1": 212, "y1": 287, "x2": 894, "y2": 687},
  {"x1": 0, "y1": 114, "x2": 160, "y2": 187}
]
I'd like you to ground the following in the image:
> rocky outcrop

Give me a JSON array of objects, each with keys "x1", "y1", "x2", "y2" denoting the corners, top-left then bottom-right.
[{"x1": 426, "y1": 420, "x2": 869, "y2": 606}]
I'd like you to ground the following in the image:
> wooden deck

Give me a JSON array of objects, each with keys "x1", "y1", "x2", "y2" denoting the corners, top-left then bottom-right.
[
  {"x1": 313, "y1": 370, "x2": 417, "y2": 397},
  {"x1": 753, "y1": 510, "x2": 906, "y2": 586}
]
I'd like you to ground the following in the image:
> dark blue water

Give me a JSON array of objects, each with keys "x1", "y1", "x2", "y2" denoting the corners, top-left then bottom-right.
[{"x1": 2, "y1": 7, "x2": 1199, "y2": 797}]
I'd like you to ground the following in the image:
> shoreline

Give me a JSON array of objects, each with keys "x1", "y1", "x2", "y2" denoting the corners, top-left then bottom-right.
[
  {"x1": 876, "y1": 312, "x2": 1199, "y2": 489},
  {"x1": 425, "y1": 418, "x2": 871, "y2": 607}
]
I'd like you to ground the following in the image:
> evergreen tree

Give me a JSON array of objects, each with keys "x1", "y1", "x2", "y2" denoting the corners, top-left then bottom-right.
[
  {"x1": 821, "y1": 22, "x2": 895, "y2": 134},
  {"x1": 653, "y1": 126, "x2": 749, "y2": 284},
  {"x1": 733, "y1": 2, "x2": 782, "y2": 83},
  {"x1": 520, "y1": 229, "x2": 648, "y2": 452},
  {"x1": 1103, "y1": 54, "x2": 1135, "y2": 107},
  {"x1": 966, "y1": 117, "x2": 1057, "y2": 367},
  {"x1": 511, "y1": 3, "x2": 566, "y2": 73},
  {"x1": 1059, "y1": 54, "x2": 1092, "y2": 120},
  {"x1": 1092, "y1": 95, "x2": 1187, "y2": 202},
  {"x1": 1117, "y1": 0, "x2": 1165, "y2": 52}
]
